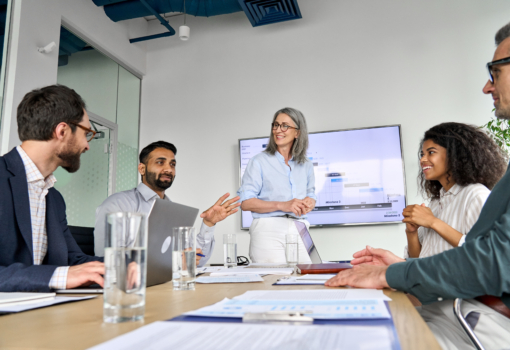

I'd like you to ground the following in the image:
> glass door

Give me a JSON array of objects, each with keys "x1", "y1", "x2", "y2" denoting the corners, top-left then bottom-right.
[{"x1": 54, "y1": 113, "x2": 118, "y2": 227}]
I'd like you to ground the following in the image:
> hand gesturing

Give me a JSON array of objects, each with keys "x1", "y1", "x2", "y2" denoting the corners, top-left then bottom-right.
[{"x1": 200, "y1": 193, "x2": 240, "y2": 227}]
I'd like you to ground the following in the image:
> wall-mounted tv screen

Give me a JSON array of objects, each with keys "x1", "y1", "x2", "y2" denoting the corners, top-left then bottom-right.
[{"x1": 239, "y1": 125, "x2": 407, "y2": 229}]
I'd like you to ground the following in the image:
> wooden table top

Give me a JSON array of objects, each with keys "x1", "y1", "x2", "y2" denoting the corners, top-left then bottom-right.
[{"x1": 0, "y1": 275, "x2": 440, "y2": 350}]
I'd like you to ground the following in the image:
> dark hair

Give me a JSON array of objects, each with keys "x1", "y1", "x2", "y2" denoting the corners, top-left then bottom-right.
[
  {"x1": 139, "y1": 141, "x2": 177, "y2": 164},
  {"x1": 17, "y1": 85, "x2": 86, "y2": 141},
  {"x1": 418, "y1": 122, "x2": 507, "y2": 199},
  {"x1": 495, "y1": 22, "x2": 510, "y2": 45}
]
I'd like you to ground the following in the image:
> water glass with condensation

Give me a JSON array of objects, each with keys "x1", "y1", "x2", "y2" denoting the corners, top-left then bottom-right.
[
  {"x1": 286, "y1": 234, "x2": 299, "y2": 268},
  {"x1": 223, "y1": 234, "x2": 237, "y2": 268},
  {"x1": 172, "y1": 227, "x2": 196, "y2": 290},
  {"x1": 104, "y1": 212, "x2": 148, "y2": 323}
]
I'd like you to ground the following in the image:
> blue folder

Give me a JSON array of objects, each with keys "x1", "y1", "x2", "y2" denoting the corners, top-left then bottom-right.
[{"x1": 168, "y1": 301, "x2": 401, "y2": 350}]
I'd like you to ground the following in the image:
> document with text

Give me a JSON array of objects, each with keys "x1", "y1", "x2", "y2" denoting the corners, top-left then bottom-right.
[
  {"x1": 88, "y1": 321, "x2": 396, "y2": 350},
  {"x1": 184, "y1": 297, "x2": 390, "y2": 319},
  {"x1": 234, "y1": 289, "x2": 392, "y2": 301}
]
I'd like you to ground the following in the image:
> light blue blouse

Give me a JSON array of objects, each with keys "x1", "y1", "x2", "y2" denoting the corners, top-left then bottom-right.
[{"x1": 237, "y1": 151, "x2": 316, "y2": 219}]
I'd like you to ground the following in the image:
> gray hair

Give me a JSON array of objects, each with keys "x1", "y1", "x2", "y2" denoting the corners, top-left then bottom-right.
[
  {"x1": 495, "y1": 22, "x2": 510, "y2": 45},
  {"x1": 264, "y1": 107, "x2": 309, "y2": 164}
]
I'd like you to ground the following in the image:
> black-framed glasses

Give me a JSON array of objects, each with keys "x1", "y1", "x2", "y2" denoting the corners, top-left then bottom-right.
[
  {"x1": 487, "y1": 56, "x2": 510, "y2": 83},
  {"x1": 69, "y1": 122, "x2": 97, "y2": 142},
  {"x1": 272, "y1": 122, "x2": 299, "y2": 132}
]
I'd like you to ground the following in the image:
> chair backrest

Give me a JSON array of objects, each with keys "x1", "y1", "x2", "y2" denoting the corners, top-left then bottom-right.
[{"x1": 68, "y1": 226, "x2": 95, "y2": 256}]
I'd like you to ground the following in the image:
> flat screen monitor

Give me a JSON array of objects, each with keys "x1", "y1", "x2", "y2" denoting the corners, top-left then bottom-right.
[{"x1": 239, "y1": 125, "x2": 407, "y2": 229}]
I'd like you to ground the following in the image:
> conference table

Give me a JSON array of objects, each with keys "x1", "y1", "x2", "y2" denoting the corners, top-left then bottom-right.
[{"x1": 0, "y1": 275, "x2": 441, "y2": 350}]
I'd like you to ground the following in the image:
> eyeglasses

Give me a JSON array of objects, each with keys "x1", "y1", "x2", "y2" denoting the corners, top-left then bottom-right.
[
  {"x1": 69, "y1": 122, "x2": 97, "y2": 142},
  {"x1": 487, "y1": 56, "x2": 510, "y2": 83},
  {"x1": 272, "y1": 122, "x2": 299, "y2": 132}
]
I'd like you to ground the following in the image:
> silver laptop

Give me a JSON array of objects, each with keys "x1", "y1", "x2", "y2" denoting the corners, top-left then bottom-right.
[
  {"x1": 58, "y1": 199, "x2": 199, "y2": 293},
  {"x1": 146, "y1": 199, "x2": 199, "y2": 287},
  {"x1": 294, "y1": 221, "x2": 322, "y2": 263}
]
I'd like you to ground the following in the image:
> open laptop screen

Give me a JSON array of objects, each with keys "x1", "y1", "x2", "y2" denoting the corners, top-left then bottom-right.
[{"x1": 294, "y1": 221, "x2": 322, "y2": 263}]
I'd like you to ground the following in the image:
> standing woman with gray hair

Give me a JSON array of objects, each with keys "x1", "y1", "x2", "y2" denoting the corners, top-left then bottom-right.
[{"x1": 237, "y1": 107, "x2": 316, "y2": 263}]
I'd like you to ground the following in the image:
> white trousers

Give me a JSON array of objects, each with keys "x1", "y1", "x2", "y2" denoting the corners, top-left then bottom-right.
[
  {"x1": 249, "y1": 217, "x2": 313, "y2": 264},
  {"x1": 417, "y1": 299, "x2": 510, "y2": 350}
]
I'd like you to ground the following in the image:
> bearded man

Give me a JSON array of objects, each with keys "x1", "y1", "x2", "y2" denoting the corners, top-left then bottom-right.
[
  {"x1": 93, "y1": 141, "x2": 239, "y2": 266},
  {"x1": 0, "y1": 85, "x2": 104, "y2": 292}
]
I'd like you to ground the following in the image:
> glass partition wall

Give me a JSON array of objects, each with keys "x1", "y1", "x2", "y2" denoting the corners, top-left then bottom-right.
[
  {"x1": 55, "y1": 26, "x2": 141, "y2": 228},
  {"x1": 0, "y1": 0, "x2": 12, "y2": 136}
]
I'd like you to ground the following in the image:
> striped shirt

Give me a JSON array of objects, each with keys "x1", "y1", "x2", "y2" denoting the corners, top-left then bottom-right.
[
  {"x1": 16, "y1": 146, "x2": 69, "y2": 289},
  {"x1": 404, "y1": 183, "x2": 490, "y2": 258}
]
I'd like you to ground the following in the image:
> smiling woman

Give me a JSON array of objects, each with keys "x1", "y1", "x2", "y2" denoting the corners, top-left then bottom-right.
[
  {"x1": 237, "y1": 107, "x2": 316, "y2": 264},
  {"x1": 402, "y1": 122, "x2": 507, "y2": 259}
]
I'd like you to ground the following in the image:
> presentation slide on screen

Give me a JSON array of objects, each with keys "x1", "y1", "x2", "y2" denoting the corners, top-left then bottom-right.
[{"x1": 239, "y1": 126, "x2": 406, "y2": 228}]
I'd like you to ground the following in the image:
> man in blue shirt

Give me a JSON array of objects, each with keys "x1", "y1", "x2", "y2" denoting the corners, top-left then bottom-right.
[
  {"x1": 94, "y1": 141, "x2": 240, "y2": 266},
  {"x1": 326, "y1": 23, "x2": 510, "y2": 348}
]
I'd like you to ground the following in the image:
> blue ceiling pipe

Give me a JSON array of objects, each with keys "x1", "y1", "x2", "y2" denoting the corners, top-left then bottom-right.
[
  {"x1": 129, "y1": 0, "x2": 176, "y2": 43},
  {"x1": 92, "y1": 0, "x2": 126, "y2": 5},
  {"x1": 101, "y1": 0, "x2": 242, "y2": 22}
]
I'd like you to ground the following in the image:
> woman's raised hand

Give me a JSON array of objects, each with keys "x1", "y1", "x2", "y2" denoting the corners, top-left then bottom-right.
[{"x1": 402, "y1": 203, "x2": 436, "y2": 229}]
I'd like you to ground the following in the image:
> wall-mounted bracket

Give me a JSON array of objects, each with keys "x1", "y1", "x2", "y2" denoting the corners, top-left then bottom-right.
[{"x1": 129, "y1": 0, "x2": 176, "y2": 43}]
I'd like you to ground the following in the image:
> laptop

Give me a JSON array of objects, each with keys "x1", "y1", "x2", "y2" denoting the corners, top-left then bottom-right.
[
  {"x1": 57, "y1": 199, "x2": 199, "y2": 293},
  {"x1": 294, "y1": 221, "x2": 322, "y2": 263}
]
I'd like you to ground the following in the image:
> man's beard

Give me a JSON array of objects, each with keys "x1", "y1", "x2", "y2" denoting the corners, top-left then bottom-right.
[
  {"x1": 146, "y1": 170, "x2": 174, "y2": 191},
  {"x1": 57, "y1": 142, "x2": 82, "y2": 173},
  {"x1": 495, "y1": 104, "x2": 510, "y2": 120}
]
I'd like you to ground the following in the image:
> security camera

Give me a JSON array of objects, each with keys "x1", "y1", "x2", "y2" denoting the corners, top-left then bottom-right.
[
  {"x1": 38, "y1": 42, "x2": 57, "y2": 54},
  {"x1": 179, "y1": 26, "x2": 190, "y2": 41}
]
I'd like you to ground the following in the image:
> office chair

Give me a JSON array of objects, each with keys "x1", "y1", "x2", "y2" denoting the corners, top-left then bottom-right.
[
  {"x1": 454, "y1": 296, "x2": 510, "y2": 350},
  {"x1": 68, "y1": 225, "x2": 95, "y2": 256},
  {"x1": 453, "y1": 298, "x2": 485, "y2": 350}
]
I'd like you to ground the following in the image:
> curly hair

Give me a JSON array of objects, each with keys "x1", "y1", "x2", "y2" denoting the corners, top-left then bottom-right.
[{"x1": 418, "y1": 122, "x2": 508, "y2": 199}]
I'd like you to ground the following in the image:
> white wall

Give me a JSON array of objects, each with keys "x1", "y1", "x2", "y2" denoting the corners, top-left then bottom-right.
[
  {"x1": 139, "y1": 0, "x2": 510, "y2": 264},
  {"x1": 0, "y1": 0, "x2": 148, "y2": 154}
]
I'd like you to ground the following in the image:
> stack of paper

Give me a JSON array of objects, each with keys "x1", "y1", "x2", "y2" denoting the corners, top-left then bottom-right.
[
  {"x1": 196, "y1": 275, "x2": 264, "y2": 284},
  {"x1": 274, "y1": 274, "x2": 336, "y2": 285},
  {"x1": 210, "y1": 267, "x2": 294, "y2": 276},
  {"x1": 0, "y1": 293, "x2": 96, "y2": 313}
]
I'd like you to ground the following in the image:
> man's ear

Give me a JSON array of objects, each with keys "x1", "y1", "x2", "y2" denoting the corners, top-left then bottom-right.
[
  {"x1": 53, "y1": 122, "x2": 69, "y2": 141},
  {"x1": 138, "y1": 163, "x2": 146, "y2": 177}
]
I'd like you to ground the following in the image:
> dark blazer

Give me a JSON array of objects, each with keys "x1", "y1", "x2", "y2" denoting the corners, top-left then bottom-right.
[{"x1": 0, "y1": 147, "x2": 102, "y2": 292}]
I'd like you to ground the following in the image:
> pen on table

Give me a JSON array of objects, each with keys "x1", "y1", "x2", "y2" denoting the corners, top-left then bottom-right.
[{"x1": 196, "y1": 253, "x2": 206, "y2": 257}]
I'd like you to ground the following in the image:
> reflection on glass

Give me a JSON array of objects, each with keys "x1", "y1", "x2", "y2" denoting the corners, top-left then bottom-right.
[{"x1": 55, "y1": 26, "x2": 141, "y2": 228}]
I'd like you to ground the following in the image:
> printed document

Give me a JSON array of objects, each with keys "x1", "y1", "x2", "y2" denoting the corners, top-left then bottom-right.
[
  {"x1": 184, "y1": 297, "x2": 390, "y2": 319},
  {"x1": 235, "y1": 289, "x2": 391, "y2": 301},
  {"x1": 0, "y1": 295, "x2": 96, "y2": 313},
  {"x1": 88, "y1": 321, "x2": 395, "y2": 350},
  {"x1": 210, "y1": 267, "x2": 294, "y2": 276},
  {"x1": 196, "y1": 275, "x2": 264, "y2": 283}
]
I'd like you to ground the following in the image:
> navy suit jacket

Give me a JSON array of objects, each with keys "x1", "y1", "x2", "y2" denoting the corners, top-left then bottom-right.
[{"x1": 0, "y1": 147, "x2": 102, "y2": 292}]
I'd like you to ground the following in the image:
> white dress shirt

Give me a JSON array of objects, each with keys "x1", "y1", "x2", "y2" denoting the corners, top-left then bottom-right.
[
  {"x1": 94, "y1": 182, "x2": 215, "y2": 266},
  {"x1": 16, "y1": 146, "x2": 69, "y2": 289},
  {"x1": 404, "y1": 183, "x2": 490, "y2": 258}
]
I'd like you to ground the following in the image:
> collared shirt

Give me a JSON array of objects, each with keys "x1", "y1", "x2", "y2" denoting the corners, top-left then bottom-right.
[
  {"x1": 16, "y1": 146, "x2": 69, "y2": 289},
  {"x1": 237, "y1": 151, "x2": 316, "y2": 219},
  {"x1": 404, "y1": 183, "x2": 490, "y2": 258},
  {"x1": 94, "y1": 182, "x2": 215, "y2": 266}
]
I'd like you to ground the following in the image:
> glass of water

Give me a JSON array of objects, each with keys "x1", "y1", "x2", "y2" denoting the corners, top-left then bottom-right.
[
  {"x1": 223, "y1": 234, "x2": 237, "y2": 268},
  {"x1": 104, "y1": 212, "x2": 148, "y2": 323},
  {"x1": 172, "y1": 227, "x2": 196, "y2": 290},
  {"x1": 286, "y1": 234, "x2": 299, "y2": 269}
]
